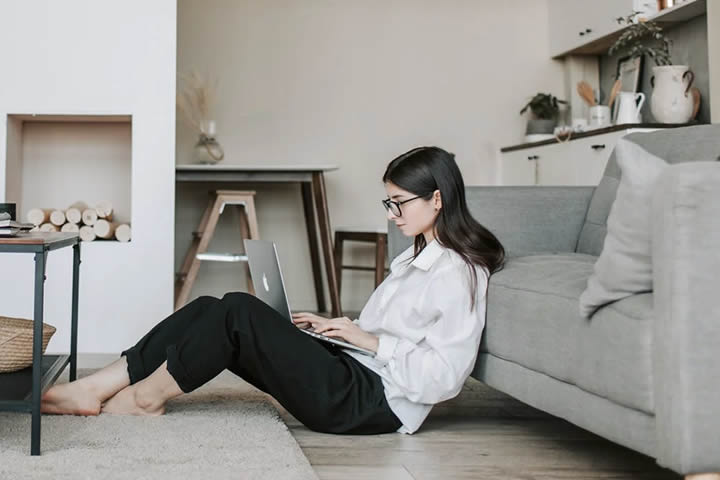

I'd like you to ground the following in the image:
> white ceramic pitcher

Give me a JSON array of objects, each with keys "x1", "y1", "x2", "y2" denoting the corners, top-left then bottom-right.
[{"x1": 614, "y1": 91, "x2": 645, "y2": 124}]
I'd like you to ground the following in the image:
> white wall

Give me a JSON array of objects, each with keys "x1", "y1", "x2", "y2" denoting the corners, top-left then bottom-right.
[
  {"x1": 0, "y1": 1, "x2": 176, "y2": 353},
  {"x1": 176, "y1": 0, "x2": 565, "y2": 312}
]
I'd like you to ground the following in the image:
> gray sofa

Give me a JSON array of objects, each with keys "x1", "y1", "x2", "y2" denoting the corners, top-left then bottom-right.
[{"x1": 387, "y1": 125, "x2": 720, "y2": 477}]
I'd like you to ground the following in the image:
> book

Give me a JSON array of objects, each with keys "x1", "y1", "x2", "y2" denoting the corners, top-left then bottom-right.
[
  {"x1": 0, "y1": 219, "x2": 34, "y2": 230},
  {"x1": 0, "y1": 227, "x2": 20, "y2": 237}
]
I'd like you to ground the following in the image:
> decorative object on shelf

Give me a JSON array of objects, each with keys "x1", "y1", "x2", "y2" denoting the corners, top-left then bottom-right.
[
  {"x1": 610, "y1": 12, "x2": 672, "y2": 66},
  {"x1": 609, "y1": 11, "x2": 695, "y2": 124},
  {"x1": 0, "y1": 316, "x2": 56, "y2": 373},
  {"x1": 193, "y1": 121, "x2": 225, "y2": 165},
  {"x1": 633, "y1": 0, "x2": 659, "y2": 20},
  {"x1": 519, "y1": 93, "x2": 567, "y2": 140},
  {"x1": 614, "y1": 92, "x2": 646, "y2": 124},
  {"x1": 616, "y1": 56, "x2": 643, "y2": 93},
  {"x1": 650, "y1": 66, "x2": 695, "y2": 123},
  {"x1": 177, "y1": 71, "x2": 225, "y2": 165},
  {"x1": 589, "y1": 105, "x2": 612, "y2": 128}
]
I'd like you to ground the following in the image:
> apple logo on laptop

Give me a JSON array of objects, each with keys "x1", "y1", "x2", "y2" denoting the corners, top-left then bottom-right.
[{"x1": 262, "y1": 273, "x2": 270, "y2": 292}]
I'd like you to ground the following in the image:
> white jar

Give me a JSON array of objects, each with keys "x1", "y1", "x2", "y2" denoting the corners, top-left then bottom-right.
[{"x1": 650, "y1": 65, "x2": 694, "y2": 124}]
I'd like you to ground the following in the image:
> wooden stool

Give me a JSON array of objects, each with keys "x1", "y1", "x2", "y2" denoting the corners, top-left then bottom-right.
[
  {"x1": 333, "y1": 227, "x2": 389, "y2": 302},
  {"x1": 175, "y1": 190, "x2": 260, "y2": 311}
]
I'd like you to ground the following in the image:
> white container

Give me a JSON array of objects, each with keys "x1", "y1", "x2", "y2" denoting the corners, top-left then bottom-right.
[
  {"x1": 589, "y1": 105, "x2": 611, "y2": 128},
  {"x1": 614, "y1": 92, "x2": 645, "y2": 124},
  {"x1": 650, "y1": 65, "x2": 695, "y2": 124}
]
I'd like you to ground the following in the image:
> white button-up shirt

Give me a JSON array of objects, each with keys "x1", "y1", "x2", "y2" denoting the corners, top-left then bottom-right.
[{"x1": 344, "y1": 239, "x2": 489, "y2": 434}]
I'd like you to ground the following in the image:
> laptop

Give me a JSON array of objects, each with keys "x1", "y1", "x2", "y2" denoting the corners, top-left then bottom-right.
[{"x1": 243, "y1": 239, "x2": 376, "y2": 357}]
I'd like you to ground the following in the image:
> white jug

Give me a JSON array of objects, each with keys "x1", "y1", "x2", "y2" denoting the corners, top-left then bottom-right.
[
  {"x1": 614, "y1": 91, "x2": 645, "y2": 124},
  {"x1": 650, "y1": 65, "x2": 694, "y2": 123}
]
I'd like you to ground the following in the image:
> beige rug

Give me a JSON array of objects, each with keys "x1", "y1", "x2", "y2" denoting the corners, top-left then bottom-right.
[{"x1": 0, "y1": 371, "x2": 319, "y2": 480}]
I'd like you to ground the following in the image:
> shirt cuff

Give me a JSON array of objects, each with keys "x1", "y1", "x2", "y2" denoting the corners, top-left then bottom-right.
[{"x1": 375, "y1": 334, "x2": 398, "y2": 366}]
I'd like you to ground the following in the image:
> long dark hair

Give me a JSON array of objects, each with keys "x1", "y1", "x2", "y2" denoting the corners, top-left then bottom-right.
[{"x1": 383, "y1": 146, "x2": 505, "y2": 311}]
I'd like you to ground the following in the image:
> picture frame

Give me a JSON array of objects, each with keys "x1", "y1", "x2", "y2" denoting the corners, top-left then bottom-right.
[{"x1": 615, "y1": 55, "x2": 644, "y2": 93}]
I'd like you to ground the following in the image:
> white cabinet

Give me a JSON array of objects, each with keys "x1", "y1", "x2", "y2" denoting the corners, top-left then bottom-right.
[
  {"x1": 500, "y1": 128, "x2": 658, "y2": 186},
  {"x1": 548, "y1": 0, "x2": 630, "y2": 57}
]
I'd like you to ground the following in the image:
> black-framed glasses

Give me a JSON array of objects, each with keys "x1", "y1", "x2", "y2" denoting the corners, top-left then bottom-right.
[{"x1": 381, "y1": 195, "x2": 423, "y2": 217}]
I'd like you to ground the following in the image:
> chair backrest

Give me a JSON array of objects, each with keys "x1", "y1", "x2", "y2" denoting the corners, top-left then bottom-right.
[{"x1": 575, "y1": 124, "x2": 720, "y2": 256}]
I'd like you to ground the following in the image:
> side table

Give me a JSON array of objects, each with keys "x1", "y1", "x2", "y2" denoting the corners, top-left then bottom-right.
[{"x1": 0, "y1": 232, "x2": 81, "y2": 455}]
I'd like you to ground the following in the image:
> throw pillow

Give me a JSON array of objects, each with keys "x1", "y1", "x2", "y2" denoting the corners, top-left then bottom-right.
[{"x1": 579, "y1": 138, "x2": 668, "y2": 319}]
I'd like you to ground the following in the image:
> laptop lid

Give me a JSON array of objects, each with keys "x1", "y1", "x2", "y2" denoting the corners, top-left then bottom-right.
[{"x1": 243, "y1": 239, "x2": 293, "y2": 322}]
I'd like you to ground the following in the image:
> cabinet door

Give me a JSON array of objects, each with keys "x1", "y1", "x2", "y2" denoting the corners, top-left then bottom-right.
[
  {"x1": 500, "y1": 149, "x2": 538, "y2": 186},
  {"x1": 549, "y1": 0, "x2": 631, "y2": 57}
]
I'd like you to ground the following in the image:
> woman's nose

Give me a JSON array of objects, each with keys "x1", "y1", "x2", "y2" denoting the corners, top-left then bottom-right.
[{"x1": 386, "y1": 209, "x2": 397, "y2": 220}]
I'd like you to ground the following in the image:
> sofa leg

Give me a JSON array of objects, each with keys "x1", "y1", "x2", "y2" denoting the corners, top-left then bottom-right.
[{"x1": 685, "y1": 474, "x2": 720, "y2": 480}]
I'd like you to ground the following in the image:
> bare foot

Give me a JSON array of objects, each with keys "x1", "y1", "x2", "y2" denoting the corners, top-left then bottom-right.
[
  {"x1": 101, "y1": 385, "x2": 165, "y2": 416},
  {"x1": 41, "y1": 382, "x2": 102, "y2": 416}
]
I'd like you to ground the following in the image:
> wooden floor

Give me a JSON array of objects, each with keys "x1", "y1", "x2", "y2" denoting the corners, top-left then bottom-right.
[{"x1": 270, "y1": 377, "x2": 680, "y2": 480}]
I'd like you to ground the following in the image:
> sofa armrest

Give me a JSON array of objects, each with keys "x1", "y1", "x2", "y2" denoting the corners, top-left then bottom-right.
[
  {"x1": 652, "y1": 162, "x2": 720, "y2": 474},
  {"x1": 387, "y1": 186, "x2": 595, "y2": 260}
]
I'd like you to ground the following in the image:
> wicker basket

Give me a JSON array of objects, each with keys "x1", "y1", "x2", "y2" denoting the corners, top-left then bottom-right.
[{"x1": 0, "y1": 316, "x2": 56, "y2": 373}]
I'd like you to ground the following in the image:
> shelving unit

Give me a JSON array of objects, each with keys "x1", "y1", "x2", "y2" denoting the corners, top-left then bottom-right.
[{"x1": 552, "y1": 0, "x2": 707, "y2": 58}]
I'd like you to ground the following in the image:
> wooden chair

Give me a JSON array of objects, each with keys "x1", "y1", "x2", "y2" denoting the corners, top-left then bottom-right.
[
  {"x1": 333, "y1": 227, "x2": 389, "y2": 308},
  {"x1": 175, "y1": 190, "x2": 259, "y2": 311}
]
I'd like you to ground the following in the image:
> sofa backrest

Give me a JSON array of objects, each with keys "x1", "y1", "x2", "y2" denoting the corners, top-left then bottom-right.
[
  {"x1": 575, "y1": 124, "x2": 720, "y2": 256},
  {"x1": 387, "y1": 185, "x2": 595, "y2": 261}
]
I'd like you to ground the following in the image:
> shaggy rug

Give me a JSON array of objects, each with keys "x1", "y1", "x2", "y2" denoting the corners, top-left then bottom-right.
[{"x1": 0, "y1": 371, "x2": 319, "y2": 480}]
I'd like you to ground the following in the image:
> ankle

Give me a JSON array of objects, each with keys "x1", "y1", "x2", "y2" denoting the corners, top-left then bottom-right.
[{"x1": 133, "y1": 385, "x2": 163, "y2": 411}]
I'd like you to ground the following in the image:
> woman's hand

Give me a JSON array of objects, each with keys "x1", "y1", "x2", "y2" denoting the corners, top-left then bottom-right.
[
  {"x1": 291, "y1": 312, "x2": 330, "y2": 330},
  {"x1": 291, "y1": 313, "x2": 379, "y2": 353}
]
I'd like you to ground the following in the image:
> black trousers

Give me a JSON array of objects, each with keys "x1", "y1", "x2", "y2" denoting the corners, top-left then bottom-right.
[{"x1": 121, "y1": 292, "x2": 402, "y2": 435}]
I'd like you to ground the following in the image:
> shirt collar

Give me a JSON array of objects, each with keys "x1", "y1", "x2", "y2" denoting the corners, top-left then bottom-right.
[{"x1": 391, "y1": 239, "x2": 447, "y2": 273}]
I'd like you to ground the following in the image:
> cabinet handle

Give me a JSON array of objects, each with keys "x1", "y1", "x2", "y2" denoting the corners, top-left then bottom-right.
[
  {"x1": 590, "y1": 144, "x2": 606, "y2": 150},
  {"x1": 579, "y1": 31, "x2": 585, "y2": 36},
  {"x1": 527, "y1": 155, "x2": 539, "y2": 160},
  {"x1": 585, "y1": 28, "x2": 592, "y2": 33}
]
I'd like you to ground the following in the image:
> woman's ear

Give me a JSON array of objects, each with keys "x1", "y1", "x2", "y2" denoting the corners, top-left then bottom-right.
[{"x1": 434, "y1": 189, "x2": 442, "y2": 211}]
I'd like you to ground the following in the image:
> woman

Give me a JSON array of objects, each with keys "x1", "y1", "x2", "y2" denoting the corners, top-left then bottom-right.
[{"x1": 41, "y1": 146, "x2": 505, "y2": 435}]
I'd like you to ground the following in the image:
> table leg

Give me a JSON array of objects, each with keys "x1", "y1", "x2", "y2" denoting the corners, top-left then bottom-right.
[
  {"x1": 70, "y1": 242, "x2": 81, "y2": 381},
  {"x1": 311, "y1": 172, "x2": 341, "y2": 317},
  {"x1": 31, "y1": 250, "x2": 47, "y2": 456},
  {"x1": 301, "y1": 182, "x2": 326, "y2": 313}
]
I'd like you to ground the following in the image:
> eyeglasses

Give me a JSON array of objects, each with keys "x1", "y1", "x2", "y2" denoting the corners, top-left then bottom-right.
[{"x1": 381, "y1": 195, "x2": 423, "y2": 217}]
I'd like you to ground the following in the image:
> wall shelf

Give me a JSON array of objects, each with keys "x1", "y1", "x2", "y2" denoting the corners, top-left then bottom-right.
[{"x1": 552, "y1": 0, "x2": 707, "y2": 59}]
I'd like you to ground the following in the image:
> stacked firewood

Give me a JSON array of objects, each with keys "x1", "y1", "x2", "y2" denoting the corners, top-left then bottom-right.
[{"x1": 27, "y1": 201, "x2": 131, "y2": 242}]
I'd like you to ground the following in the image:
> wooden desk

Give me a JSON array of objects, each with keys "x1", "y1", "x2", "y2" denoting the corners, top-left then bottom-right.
[
  {"x1": 0, "y1": 232, "x2": 81, "y2": 455},
  {"x1": 176, "y1": 165, "x2": 342, "y2": 317}
]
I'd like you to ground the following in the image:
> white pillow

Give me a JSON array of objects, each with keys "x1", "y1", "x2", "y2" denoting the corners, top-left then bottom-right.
[{"x1": 579, "y1": 138, "x2": 668, "y2": 319}]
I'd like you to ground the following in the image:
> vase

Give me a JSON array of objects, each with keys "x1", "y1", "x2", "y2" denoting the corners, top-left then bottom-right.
[
  {"x1": 194, "y1": 134, "x2": 225, "y2": 165},
  {"x1": 650, "y1": 65, "x2": 695, "y2": 124}
]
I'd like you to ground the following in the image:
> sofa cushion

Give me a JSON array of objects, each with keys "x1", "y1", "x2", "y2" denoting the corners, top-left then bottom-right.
[
  {"x1": 579, "y1": 139, "x2": 668, "y2": 319},
  {"x1": 576, "y1": 124, "x2": 720, "y2": 256},
  {"x1": 482, "y1": 254, "x2": 654, "y2": 414}
]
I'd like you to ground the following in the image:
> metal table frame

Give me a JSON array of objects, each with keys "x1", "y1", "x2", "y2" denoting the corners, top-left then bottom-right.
[{"x1": 0, "y1": 232, "x2": 81, "y2": 455}]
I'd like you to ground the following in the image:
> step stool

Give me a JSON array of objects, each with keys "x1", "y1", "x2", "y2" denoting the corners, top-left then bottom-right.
[
  {"x1": 175, "y1": 190, "x2": 260, "y2": 311},
  {"x1": 333, "y1": 227, "x2": 389, "y2": 301}
]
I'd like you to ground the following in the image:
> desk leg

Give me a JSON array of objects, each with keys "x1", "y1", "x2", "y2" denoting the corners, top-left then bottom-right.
[
  {"x1": 301, "y1": 182, "x2": 326, "y2": 313},
  {"x1": 31, "y1": 251, "x2": 47, "y2": 456},
  {"x1": 311, "y1": 172, "x2": 341, "y2": 317},
  {"x1": 70, "y1": 242, "x2": 81, "y2": 381}
]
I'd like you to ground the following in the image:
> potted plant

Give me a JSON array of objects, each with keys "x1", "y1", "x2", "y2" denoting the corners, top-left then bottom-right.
[
  {"x1": 609, "y1": 11, "x2": 695, "y2": 123},
  {"x1": 519, "y1": 93, "x2": 567, "y2": 135}
]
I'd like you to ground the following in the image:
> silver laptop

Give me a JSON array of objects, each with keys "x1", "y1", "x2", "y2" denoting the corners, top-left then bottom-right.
[{"x1": 243, "y1": 239, "x2": 376, "y2": 357}]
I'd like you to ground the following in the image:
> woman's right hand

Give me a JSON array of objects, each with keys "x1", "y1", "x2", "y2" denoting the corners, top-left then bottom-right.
[{"x1": 291, "y1": 312, "x2": 331, "y2": 331}]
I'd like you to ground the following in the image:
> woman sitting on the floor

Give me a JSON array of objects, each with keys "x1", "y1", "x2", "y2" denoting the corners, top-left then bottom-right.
[{"x1": 41, "y1": 146, "x2": 505, "y2": 435}]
